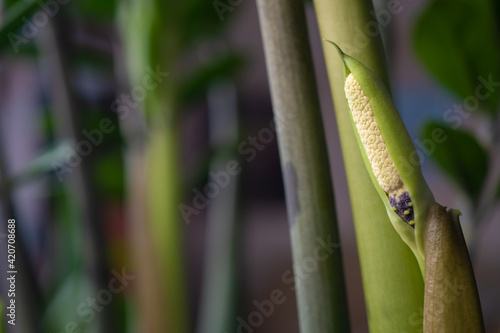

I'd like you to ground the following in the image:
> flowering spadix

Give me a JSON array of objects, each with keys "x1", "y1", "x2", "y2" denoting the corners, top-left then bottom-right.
[{"x1": 326, "y1": 41, "x2": 434, "y2": 268}]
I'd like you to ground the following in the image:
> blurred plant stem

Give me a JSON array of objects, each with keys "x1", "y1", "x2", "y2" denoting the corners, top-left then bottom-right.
[
  {"x1": 146, "y1": 109, "x2": 190, "y2": 333},
  {"x1": 196, "y1": 80, "x2": 240, "y2": 333},
  {"x1": 313, "y1": 0, "x2": 425, "y2": 331},
  {"x1": 117, "y1": 1, "x2": 190, "y2": 332},
  {"x1": 256, "y1": 1, "x2": 350, "y2": 331},
  {"x1": 39, "y1": 15, "x2": 115, "y2": 332},
  {"x1": 0, "y1": 127, "x2": 41, "y2": 333}
]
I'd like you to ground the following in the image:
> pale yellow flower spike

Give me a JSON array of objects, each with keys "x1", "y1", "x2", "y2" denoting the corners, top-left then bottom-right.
[
  {"x1": 327, "y1": 39, "x2": 436, "y2": 271},
  {"x1": 345, "y1": 73, "x2": 403, "y2": 193},
  {"x1": 344, "y1": 73, "x2": 415, "y2": 227}
]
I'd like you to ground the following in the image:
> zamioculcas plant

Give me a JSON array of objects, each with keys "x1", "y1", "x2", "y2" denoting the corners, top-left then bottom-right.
[
  {"x1": 327, "y1": 42, "x2": 434, "y2": 273},
  {"x1": 328, "y1": 42, "x2": 484, "y2": 332},
  {"x1": 314, "y1": 0, "x2": 425, "y2": 331}
]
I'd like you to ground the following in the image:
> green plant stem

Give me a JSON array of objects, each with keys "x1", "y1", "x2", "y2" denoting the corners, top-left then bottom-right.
[
  {"x1": 124, "y1": 143, "x2": 168, "y2": 333},
  {"x1": 313, "y1": 0, "x2": 425, "y2": 331},
  {"x1": 256, "y1": 1, "x2": 349, "y2": 331},
  {"x1": 196, "y1": 81, "x2": 240, "y2": 333},
  {"x1": 113, "y1": 37, "x2": 167, "y2": 333},
  {"x1": 147, "y1": 112, "x2": 190, "y2": 333},
  {"x1": 118, "y1": 1, "x2": 190, "y2": 331}
]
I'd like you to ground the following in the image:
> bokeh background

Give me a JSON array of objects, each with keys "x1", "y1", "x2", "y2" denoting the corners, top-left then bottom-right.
[{"x1": 0, "y1": 0, "x2": 499, "y2": 332}]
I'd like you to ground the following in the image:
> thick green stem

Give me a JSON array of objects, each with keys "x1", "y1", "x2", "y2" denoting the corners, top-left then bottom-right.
[
  {"x1": 146, "y1": 113, "x2": 190, "y2": 333},
  {"x1": 256, "y1": 1, "x2": 349, "y2": 331},
  {"x1": 313, "y1": 0, "x2": 425, "y2": 331}
]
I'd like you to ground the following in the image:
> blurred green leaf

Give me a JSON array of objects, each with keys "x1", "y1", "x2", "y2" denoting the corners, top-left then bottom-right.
[
  {"x1": 180, "y1": 0, "x2": 229, "y2": 47},
  {"x1": 81, "y1": 112, "x2": 123, "y2": 145},
  {"x1": 422, "y1": 122, "x2": 488, "y2": 202},
  {"x1": 179, "y1": 53, "x2": 244, "y2": 105},
  {"x1": 184, "y1": 141, "x2": 239, "y2": 201},
  {"x1": 0, "y1": 0, "x2": 39, "y2": 54},
  {"x1": 69, "y1": 47, "x2": 114, "y2": 72},
  {"x1": 186, "y1": 149, "x2": 214, "y2": 195},
  {"x1": 48, "y1": 184, "x2": 85, "y2": 291},
  {"x1": 7, "y1": 141, "x2": 69, "y2": 188},
  {"x1": 42, "y1": 269, "x2": 95, "y2": 333},
  {"x1": 71, "y1": 0, "x2": 117, "y2": 21},
  {"x1": 4, "y1": 0, "x2": 16, "y2": 8},
  {"x1": 413, "y1": 0, "x2": 500, "y2": 114},
  {"x1": 92, "y1": 152, "x2": 125, "y2": 200}
]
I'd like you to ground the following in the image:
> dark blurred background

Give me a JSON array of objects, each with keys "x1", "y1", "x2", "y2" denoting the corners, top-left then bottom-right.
[{"x1": 0, "y1": 0, "x2": 499, "y2": 332}]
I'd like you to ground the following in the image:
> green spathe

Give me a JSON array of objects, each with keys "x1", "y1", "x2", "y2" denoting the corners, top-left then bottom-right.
[
  {"x1": 424, "y1": 203, "x2": 484, "y2": 332},
  {"x1": 327, "y1": 40, "x2": 434, "y2": 271}
]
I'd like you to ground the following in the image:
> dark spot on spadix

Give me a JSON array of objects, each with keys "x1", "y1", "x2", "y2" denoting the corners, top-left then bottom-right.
[{"x1": 389, "y1": 191, "x2": 415, "y2": 228}]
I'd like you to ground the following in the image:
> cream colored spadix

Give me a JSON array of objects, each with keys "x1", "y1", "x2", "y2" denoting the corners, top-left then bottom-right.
[
  {"x1": 345, "y1": 73, "x2": 404, "y2": 193},
  {"x1": 327, "y1": 40, "x2": 434, "y2": 271}
]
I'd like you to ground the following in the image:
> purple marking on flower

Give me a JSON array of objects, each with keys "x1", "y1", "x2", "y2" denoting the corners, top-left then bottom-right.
[{"x1": 389, "y1": 191, "x2": 414, "y2": 228}]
